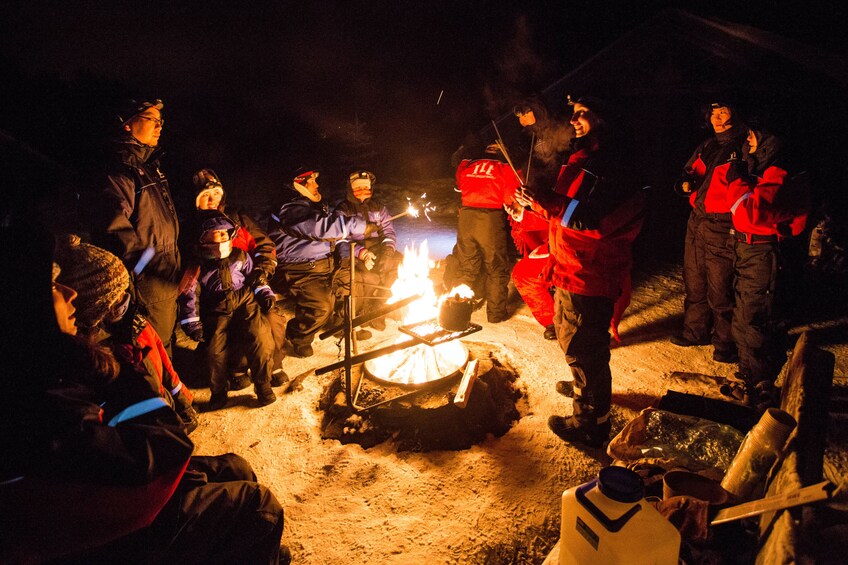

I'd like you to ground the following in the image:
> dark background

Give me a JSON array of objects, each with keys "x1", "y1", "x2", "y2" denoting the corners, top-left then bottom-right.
[{"x1": 1, "y1": 1, "x2": 846, "y2": 246}]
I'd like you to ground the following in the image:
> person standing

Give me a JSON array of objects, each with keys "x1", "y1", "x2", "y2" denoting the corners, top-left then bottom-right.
[
  {"x1": 726, "y1": 128, "x2": 809, "y2": 410},
  {"x1": 86, "y1": 98, "x2": 181, "y2": 356},
  {"x1": 268, "y1": 169, "x2": 377, "y2": 358},
  {"x1": 508, "y1": 95, "x2": 569, "y2": 339},
  {"x1": 672, "y1": 100, "x2": 749, "y2": 363},
  {"x1": 516, "y1": 96, "x2": 646, "y2": 448},
  {"x1": 453, "y1": 143, "x2": 521, "y2": 323}
]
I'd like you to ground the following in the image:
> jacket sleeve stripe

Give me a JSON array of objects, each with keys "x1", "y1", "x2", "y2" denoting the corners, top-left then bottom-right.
[
  {"x1": 107, "y1": 397, "x2": 170, "y2": 427},
  {"x1": 730, "y1": 192, "x2": 751, "y2": 214},
  {"x1": 561, "y1": 199, "x2": 580, "y2": 227}
]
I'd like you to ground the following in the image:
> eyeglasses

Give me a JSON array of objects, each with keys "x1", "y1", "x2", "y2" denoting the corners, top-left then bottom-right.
[{"x1": 136, "y1": 115, "x2": 165, "y2": 127}]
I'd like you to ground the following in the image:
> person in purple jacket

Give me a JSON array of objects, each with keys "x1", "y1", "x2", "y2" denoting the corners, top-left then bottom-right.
[
  {"x1": 267, "y1": 168, "x2": 378, "y2": 358},
  {"x1": 179, "y1": 211, "x2": 281, "y2": 410},
  {"x1": 332, "y1": 169, "x2": 403, "y2": 339}
]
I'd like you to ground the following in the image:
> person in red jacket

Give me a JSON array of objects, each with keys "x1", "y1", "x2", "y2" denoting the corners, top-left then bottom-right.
[
  {"x1": 725, "y1": 128, "x2": 809, "y2": 410},
  {"x1": 516, "y1": 96, "x2": 646, "y2": 448},
  {"x1": 453, "y1": 142, "x2": 522, "y2": 322},
  {"x1": 672, "y1": 99, "x2": 749, "y2": 363}
]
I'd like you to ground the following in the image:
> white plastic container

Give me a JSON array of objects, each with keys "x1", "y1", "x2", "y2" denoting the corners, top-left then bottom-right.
[{"x1": 560, "y1": 466, "x2": 680, "y2": 565}]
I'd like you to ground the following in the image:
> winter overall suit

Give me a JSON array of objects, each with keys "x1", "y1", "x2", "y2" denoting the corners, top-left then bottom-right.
[
  {"x1": 680, "y1": 125, "x2": 748, "y2": 358},
  {"x1": 0, "y1": 220, "x2": 285, "y2": 565},
  {"x1": 333, "y1": 183, "x2": 401, "y2": 329},
  {"x1": 726, "y1": 131, "x2": 809, "y2": 393},
  {"x1": 268, "y1": 192, "x2": 370, "y2": 350},
  {"x1": 536, "y1": 136, "x2": 646, "y2": 437},
  {"x1": 179, "y1": 247, "x2": 277, "y2": 401}
]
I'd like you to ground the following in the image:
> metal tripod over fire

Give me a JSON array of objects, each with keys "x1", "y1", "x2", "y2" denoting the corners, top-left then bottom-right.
[{"x1": 315, "y1": 242, "x2": 481, "y2": 413}]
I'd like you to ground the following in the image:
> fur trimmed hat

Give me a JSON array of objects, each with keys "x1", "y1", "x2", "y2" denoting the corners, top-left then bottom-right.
[{"x1": 54, "y1": 235, "x2": 130, "y2": 329}]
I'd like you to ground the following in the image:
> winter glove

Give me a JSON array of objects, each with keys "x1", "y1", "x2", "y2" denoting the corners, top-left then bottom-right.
[
  {"x1": 364, "y1": 222, "x2": 381, "y2": 237},
  {"x1": 246, "y1": 269, "x2": 269, "y2": 289},
  {"x1": 504, "y1": 202, "x2": 525, "y2": 222},
  {"x1": 725, "y1": 156, "x2": 750, "y2": 184},
  {"x1": 513, "y1": 186, "x2": 534, "y2": 209},
  {"x1": 359, "y1": 249, "x2": 378, "y2": 271},
  {"x1": 182, "y1": 320, "x2": 204, "y2": 342},
  {"x1": 256, "y1": 288, "x2": 277, "y2": 312}
]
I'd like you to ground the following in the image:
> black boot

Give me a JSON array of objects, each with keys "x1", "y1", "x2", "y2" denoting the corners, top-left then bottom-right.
[
  {"x1": 543, "y1": 324, "x2": 557, "y2": 340},
  {"x1": 207, "y1": 391, "x2": 229, "y2": 412},
  {"x1": 547, "y1": 415, "x2": 611, "y2": 448},
  {"x1": 255, "y1": 381, "x2": 277, "y2": 407}
]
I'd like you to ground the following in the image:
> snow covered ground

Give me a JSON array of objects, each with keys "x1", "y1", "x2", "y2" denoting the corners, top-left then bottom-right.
[{"x1": 180, "y1": 179, "x2": 848, "y2": 564}]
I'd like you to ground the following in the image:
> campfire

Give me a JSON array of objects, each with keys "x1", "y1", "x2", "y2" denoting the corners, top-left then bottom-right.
[{"x1": 364, "y1": 241, "x2": 471, "y2": 387}]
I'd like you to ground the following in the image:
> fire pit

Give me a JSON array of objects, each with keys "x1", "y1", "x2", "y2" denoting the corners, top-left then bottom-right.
[{"x1": 316, "y1": 242, "x2": 482, "y2": 410}]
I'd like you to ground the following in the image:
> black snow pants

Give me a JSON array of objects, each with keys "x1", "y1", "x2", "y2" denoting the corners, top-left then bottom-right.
[
  {"x1": 201, "y1": 287, "x2": 275, "y2": 396},
  {"x1": 275, "y1": 257, "x2": 334, "y2": 348},
  {"x1": 682, "y1": 213, "x2": 736, "y2": 355},
  {"x1": 54, "y1": 453, "x2": 285, "y2": 565},
  {"x1": 455, "y1": 207, "x2": 511, "y2": 322},
  {"x1": 553, "y1": 288, "x2": 614, "y2": 426},
  {"x1": 733, "y1": 239, "x2": 793, "y2": 383}
]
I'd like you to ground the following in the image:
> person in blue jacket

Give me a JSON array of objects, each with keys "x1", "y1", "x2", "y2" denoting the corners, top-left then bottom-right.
[
  {"x1": 179, "y1": 211, "x2": 282, "y2": 410},
  {"x1": 267, "y1": 169, "x2": 378, "y2": 358}
]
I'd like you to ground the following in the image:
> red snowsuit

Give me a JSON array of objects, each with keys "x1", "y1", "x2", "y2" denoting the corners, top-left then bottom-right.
[
  {"x1": 532, "y1": 138, "x2": 645, "y2": 426},
  {"x1": 726, "y1": 132, "x2": 809, "y2": 383},
  {"x1": 509, "y1": 208, "x2": 554, "y2": 327}
]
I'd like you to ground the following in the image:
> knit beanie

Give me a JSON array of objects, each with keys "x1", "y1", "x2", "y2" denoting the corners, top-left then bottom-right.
[{"x1": 54, "y1": 235, "x2": 130, "y2": 329}]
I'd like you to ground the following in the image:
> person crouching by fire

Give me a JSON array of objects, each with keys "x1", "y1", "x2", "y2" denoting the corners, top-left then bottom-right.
[
  {"x1": 267, "y1": 168, "x2": 380, "y2": 358},
  {"x1": 452, "y1": 141, "x2": 522, "y2": 323},
  {"x1": 179, "y1": 211, "x2": 281, "y2": 411},
  {"x1": 515, "y1": 95, "x2": 647, "y2": 448},
  {"x1": 332, "y1": 169, "x2": 403, "y2": 339}
]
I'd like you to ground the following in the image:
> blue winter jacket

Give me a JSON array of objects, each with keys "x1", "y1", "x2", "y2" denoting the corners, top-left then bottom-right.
[
  {"x1": 178, "y1": 248, "x2": 275, "y2": 323},
  {"x1": 335, "y1": 202, "x2": 396, "y2": 260},
  {"x1": 268, "y1": 196, "x2": 368, "y2": 264}
]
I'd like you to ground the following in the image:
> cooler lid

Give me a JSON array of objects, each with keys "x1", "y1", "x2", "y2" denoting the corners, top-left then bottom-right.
[{"x1": 597, "y1": 466, "x2": 644, "y2": 503}]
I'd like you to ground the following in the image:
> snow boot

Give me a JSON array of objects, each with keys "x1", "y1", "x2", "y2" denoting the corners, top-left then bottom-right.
[
  {"x1": 229, "y1": 371, "x2": 252, "y2": 391},
  {"x1": 255, "y1": 382, "x2": 277, "y2": 407},
  {"x1": 547, "y1": 415, "x2": 611, "y2": 449},
  {"x1": 207, "y1": 391, "x2": 229, "y2": 412},
  {"x1": 555, "y1": 380, "x2": 575, "y2": 398}
]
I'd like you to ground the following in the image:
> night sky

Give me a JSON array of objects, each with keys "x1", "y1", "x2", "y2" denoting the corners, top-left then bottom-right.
[{"x1": 1, "y1": 1, "x2": 845, "y2": 203}]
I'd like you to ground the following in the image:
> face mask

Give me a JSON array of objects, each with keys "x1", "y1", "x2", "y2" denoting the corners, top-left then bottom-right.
[
  {"x1": 199, "y1": 239, "x2": 233, "y2": 259},
  {"x1": 107, "y1": 292, "x2": 132, "y2": 323}
]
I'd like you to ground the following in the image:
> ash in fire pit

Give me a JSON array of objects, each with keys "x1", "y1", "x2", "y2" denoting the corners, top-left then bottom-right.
[{"x1": 319, "y1": 342, "x2": 525, "y2": 451}]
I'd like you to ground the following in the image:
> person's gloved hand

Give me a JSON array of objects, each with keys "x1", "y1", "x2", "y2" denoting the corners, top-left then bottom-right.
[
  {"x1": 364, "y1": 222, "x2": 380, "y2": 237},
  {"x1": 360, "y1": 249, "x2": 378, "y2": 271},
  {"x1": 725, "y1": 156, "x2": 750, "y2": 184},
  {"x1": 246, "y1": 269, "x2": 269, "y2": 289},
  {"x1": 359, "y1": 249, "x2": 377, "y2": 271},
  {"x1": 513, "y1": 186, "x2": 534, "y2": 208},
  {"x1": 182, "y1": 321, "x2": 204, "y2": 342},
  {"x1": 256, "y1": 290, "x2": 277, "y2": 312},
  {"x1": 504, "y1": 202, "x2": 525, "y2": 222}
]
